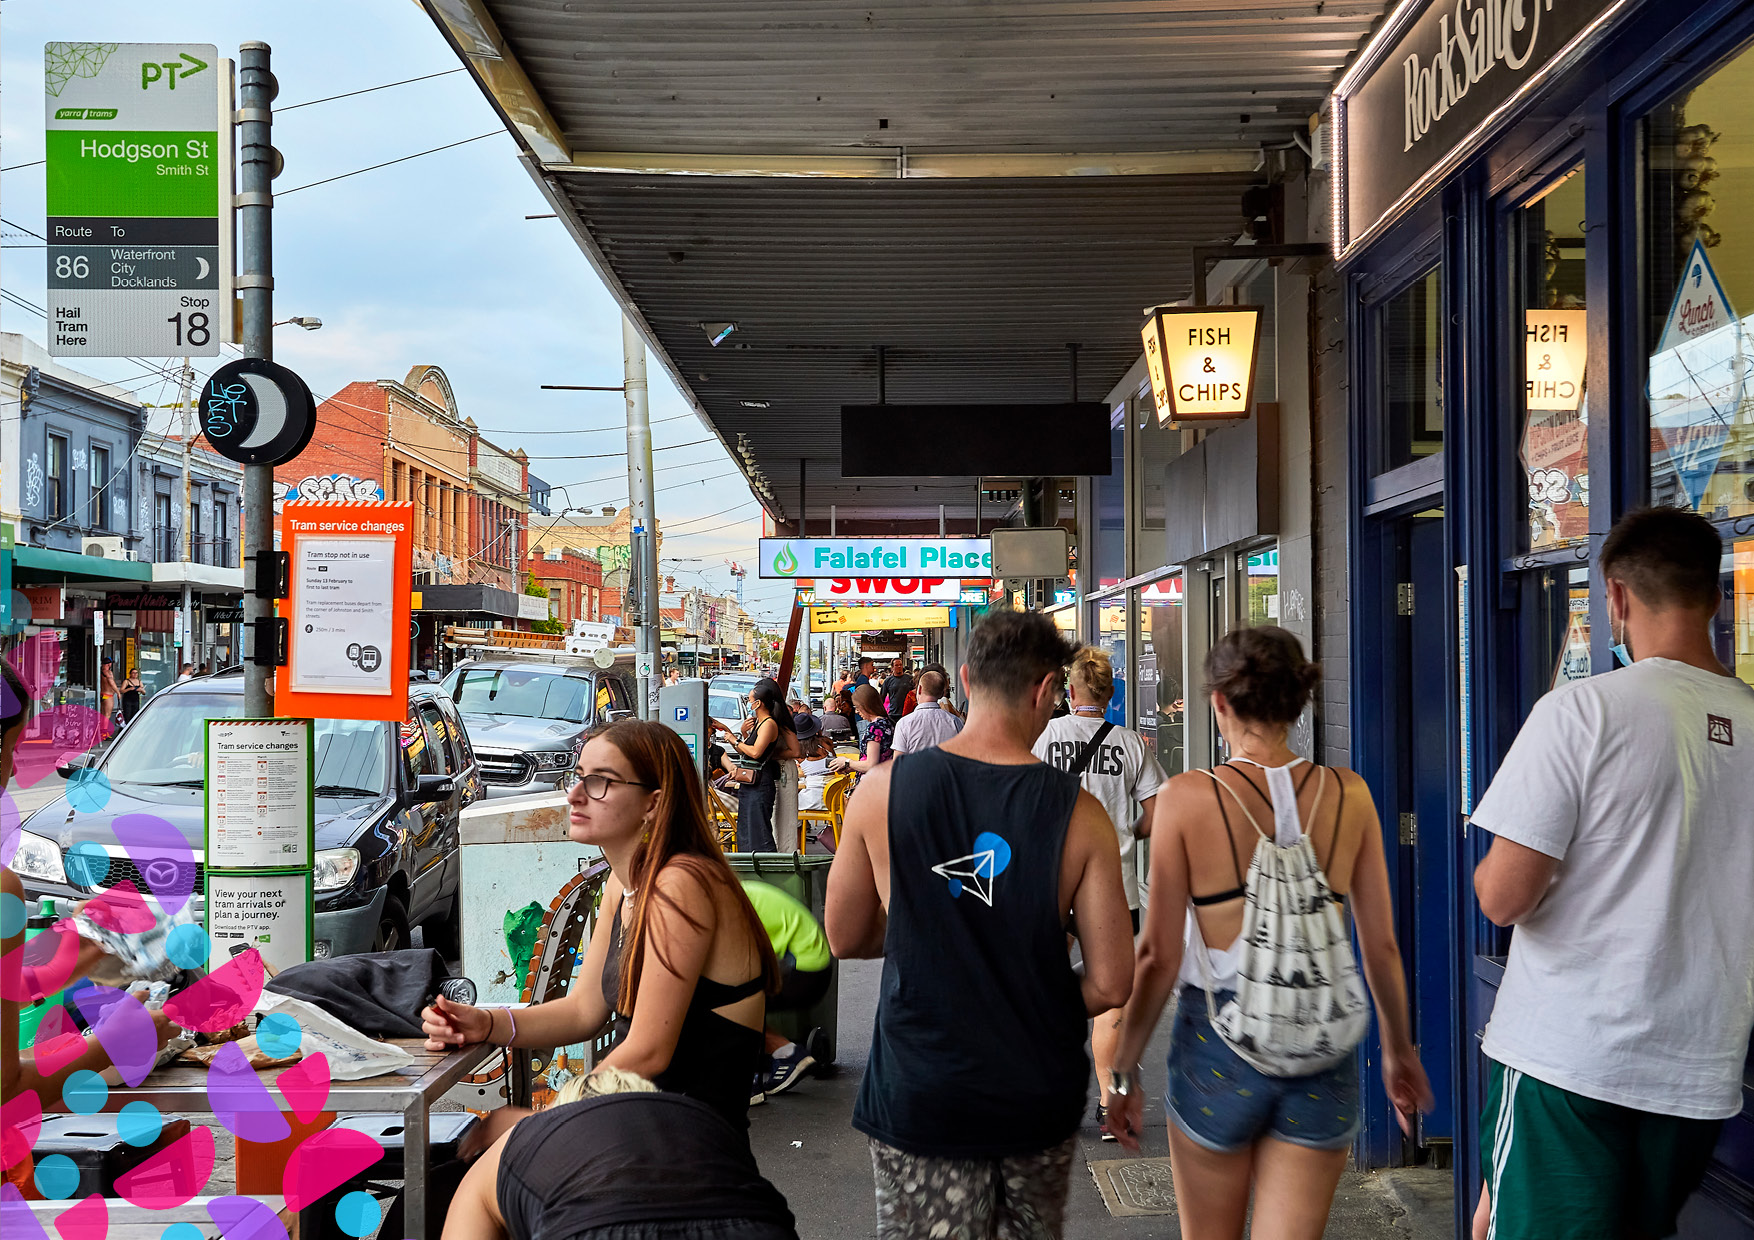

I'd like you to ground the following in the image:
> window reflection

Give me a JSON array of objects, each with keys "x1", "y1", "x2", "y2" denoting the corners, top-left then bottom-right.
[
  {"x1": 1138, "y1": 579, "x2": 1185, "y2": 776},
  {"x1": 1719, "y1": 539, "x2": 1754, "y2": 688},
  {"x1": 1380, "y1": 268, "x2": 1444, "y2": 471},
  {"x1": 1644, "y1": 47, "x2": 1754, "y2": 522},
  {"x1": 1518, "y1": 167, "x2": 1591, "y2": 551},
  {"x1": 1097, "y1": 600, "x2": 1128, "y2": 727},
  {"x1": 1246, "y1": 546, "x2": 1280, "y2": 625}
]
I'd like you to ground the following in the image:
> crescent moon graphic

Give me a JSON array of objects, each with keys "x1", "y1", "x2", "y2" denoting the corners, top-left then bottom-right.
[
  {"x1": 236, "y1": 372, "x2": 289, "y2": 449},
  {"x1": 195, "y1": 256, "x2": 210, "y2": 280}
]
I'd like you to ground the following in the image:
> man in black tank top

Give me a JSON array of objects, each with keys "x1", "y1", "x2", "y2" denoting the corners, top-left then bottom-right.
[{"x1": 827, "y1": 611, "x2": 1134, "y2": 1240}]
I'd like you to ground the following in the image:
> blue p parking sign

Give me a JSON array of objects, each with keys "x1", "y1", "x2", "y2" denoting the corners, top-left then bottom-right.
[{"x1": 675, "y1": 706, "x2": 690, "y2": 722}]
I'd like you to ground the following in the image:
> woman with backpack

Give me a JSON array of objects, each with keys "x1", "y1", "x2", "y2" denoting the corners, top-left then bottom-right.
[{"x1": 1106, "y1": 627, "x2": 1431, "y2": 1239}]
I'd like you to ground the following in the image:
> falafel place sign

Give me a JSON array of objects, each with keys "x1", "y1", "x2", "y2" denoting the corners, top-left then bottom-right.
[{"x1": 759, "y1": 537, "x2": 992, "y2": 579}]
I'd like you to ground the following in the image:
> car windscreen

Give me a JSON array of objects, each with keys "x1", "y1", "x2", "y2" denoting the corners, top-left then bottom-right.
[
  {"x1": 453, "y1": 667, "x2": 589, "y2": 724},
  {"x1": 104, "y1": 691, "x2": 389, "y2": 794},
  {"x1": 708, "y1": 692, "x2": 743, "y2": 725}
]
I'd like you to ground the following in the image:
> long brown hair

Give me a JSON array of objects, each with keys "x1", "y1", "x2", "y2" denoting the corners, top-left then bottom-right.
[{"x1": 593, "y1": 719, "x2": 779, "y2": 1012}]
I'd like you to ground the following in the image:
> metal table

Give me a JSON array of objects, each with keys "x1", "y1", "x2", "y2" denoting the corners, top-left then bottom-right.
[{"x1": 96, "y1": 1039, "x2": 496, "y2": 1239}]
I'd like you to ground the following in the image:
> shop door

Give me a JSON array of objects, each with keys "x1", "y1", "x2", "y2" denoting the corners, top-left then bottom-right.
[{"x1": 1396, "y1": 512, "x2": 1455, "y2": 1150}]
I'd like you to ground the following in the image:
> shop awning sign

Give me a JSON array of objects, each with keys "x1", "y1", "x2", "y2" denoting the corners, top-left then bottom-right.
[
  {"x1": 759, "y1": 538, "x2": 990, "y2": 579},
  {"x1": 1142, "y1": 306, "x2": 1263, "y2": 423},
  {"x1": 810, "y1": 605, "x2": 953, "y2": 634}
]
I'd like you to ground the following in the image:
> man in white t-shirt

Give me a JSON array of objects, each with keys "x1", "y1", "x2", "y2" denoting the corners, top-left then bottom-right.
[
  {"x1": 891, "y1": 669, "x2": 962, "y2": 753},
  {"x1": 1469, "y1": 507, "x2": 1754, "y2": 1240},
  {"x1": 1032, "y1": 646, "x2": 1164, "y2": 1140}
]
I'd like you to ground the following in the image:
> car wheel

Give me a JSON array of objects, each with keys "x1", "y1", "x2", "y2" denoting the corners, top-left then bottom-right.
[
  {"x1": 425, "y1": 895, "x2": 463, "y2": 962},
  {"x1": 374, "y1": 895, "x2": 410, "y2": 954}
]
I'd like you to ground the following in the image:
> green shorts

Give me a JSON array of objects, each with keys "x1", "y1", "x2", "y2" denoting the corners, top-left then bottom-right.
[{"x1": 1480, "y1": 1059, "x2": 1722, "y2": 1240}]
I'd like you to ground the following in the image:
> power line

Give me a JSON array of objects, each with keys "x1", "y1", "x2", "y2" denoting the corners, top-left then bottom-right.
[
  {"x1": 278, "y1": 131, "x2": 501, "y2": 197},
  {"x1": 279, "y1": 67, "x2": 466, "y2": 112},
  {"x1": 1, "y1": 160, "x2": 44, "y2": 172},
  {"x1": 2, "y1": 216, "x2": 45, "y2": 239}
]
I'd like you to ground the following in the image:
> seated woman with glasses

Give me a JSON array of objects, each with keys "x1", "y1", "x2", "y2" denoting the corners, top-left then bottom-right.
[{"x1": 421, "y1": 720, "x2": 780, "y2": 1149}]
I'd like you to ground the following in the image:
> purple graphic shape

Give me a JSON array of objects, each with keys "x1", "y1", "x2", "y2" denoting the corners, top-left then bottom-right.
[
  {"x1": 112, "y1": 814, "x2": 196, "y2": 914},
  {"x1": 0, "y1": 1182, "x2": 51, "y2": 1240},
  {"x1": 71, "y1": 985, "x2": 158, "y2": 1087},
  {"x1": 207, "y1": 1194, "x2": 292, "y2": 1240},
  {"x1": 207, "y1": 1042, "x2": 291, "y2": 1143}
]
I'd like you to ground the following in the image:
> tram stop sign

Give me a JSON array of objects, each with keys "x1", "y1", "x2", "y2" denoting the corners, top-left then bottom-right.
[{"x1": 200, "y1": 357, "x2": 318, "y2": 466}]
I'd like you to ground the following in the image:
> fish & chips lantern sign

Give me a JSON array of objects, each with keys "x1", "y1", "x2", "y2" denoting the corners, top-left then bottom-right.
[
  {"x1": 1141, "y1": 305, "x2": 1263, "y2": 422},
  {"x1": 759, "y1": 538, "x2": 992, "y2": 579}
]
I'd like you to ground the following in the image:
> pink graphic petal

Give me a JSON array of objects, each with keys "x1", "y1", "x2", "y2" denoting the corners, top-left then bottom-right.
[
  {"x1": 78, "y1": 881, "x2": 155, "y2": 935},
  {"x1": 112, "y1": 815, "x2": 195, "y2": 914},
  {"x1": 114, "y1": 1125, "x2": 214, "y2": 1209},
  {"x1": 1, "y1": 1089, "x2": 42, "y2": 1170},
  {"x1": 2, "y1": 922, "x2": 81, "y2": 1002},
  {"x1": 32, "y1": 1007, "x2": 86, "y2": 1076},
  {"x1": 208, "y1": 1042, "x2": 291, "y2": 1144},
  {"x1": 1, "y1": 791, "x2": 18, "y2": 869},
  {"x1": 207, "y1": 1194, "x2": 290, "y2": 1240},
  {"x1": 164, "y1": 948, "x2": 264, "y2": 1034},
  {"x1": 1, "y1": 1181, "x2": 52, "y2": 1240},
  {"x1": 52, "y1": 1192, "x2": 107, "y2": 1240},
  {"x1": 274, "y1": 1052, "x2": 332, "y2": 1124},
  {"x1": 282, "y1": 1129, "x2": 383, "y2": 1211},
  {"x1": 9, "y1": 706, "x2": 105, "y2": 788},
  {"x1": 70, "y1": 987, "x2": 157, "y2": 1088}
]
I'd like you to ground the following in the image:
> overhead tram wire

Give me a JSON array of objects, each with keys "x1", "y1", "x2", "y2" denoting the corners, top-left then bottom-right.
[
  {"x1": 277, "y1": 131, "x2": 502, "y2": 197},
  {"x1": 278, "y1": 67, "x2": 466, "y2": 111}
]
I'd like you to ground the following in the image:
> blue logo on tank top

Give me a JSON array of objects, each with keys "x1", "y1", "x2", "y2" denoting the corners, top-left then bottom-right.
[{"x1": 930, "y1": 831, "x2": 1013, "y2": 906}]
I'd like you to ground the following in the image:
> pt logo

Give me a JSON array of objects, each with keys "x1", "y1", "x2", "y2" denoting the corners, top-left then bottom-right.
[
  {"x1": 141, "y1": 51, "x2": 208, "y2": 90},
  {"x1": 1707, "y1": 714, "x2": 1733, "y2": 746},
  {"x1": 931, "y1": 832, "x2": 1012, "y2": 907}
]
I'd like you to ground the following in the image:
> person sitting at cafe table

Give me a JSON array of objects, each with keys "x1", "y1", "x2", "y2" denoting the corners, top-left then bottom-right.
[{"x1": 421, "y1": 720, "x2": 779, "y2": 1151}]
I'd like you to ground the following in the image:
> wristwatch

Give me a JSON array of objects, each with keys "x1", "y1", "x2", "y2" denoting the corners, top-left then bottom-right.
[{"x1": 1109, "y1": 1066, "x2": 1143, "y2": 1098}]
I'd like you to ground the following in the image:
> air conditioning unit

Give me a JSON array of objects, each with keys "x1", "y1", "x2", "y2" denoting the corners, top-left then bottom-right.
[{"x1": 82, "y1": 536, "x2": 131, "y2": 560}]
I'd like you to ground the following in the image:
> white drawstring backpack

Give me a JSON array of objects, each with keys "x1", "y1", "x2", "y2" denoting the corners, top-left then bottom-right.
[{"x1": 1193, "y1": 761, "x2": 1371, "y2": 1078}]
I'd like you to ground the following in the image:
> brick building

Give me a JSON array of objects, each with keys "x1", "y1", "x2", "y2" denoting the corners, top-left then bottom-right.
[
  {"x1": 525, "y1": 545, "x2": 603, "y2": 627},
  {"x1": 467, "y1": 422, "x2": 529, "y2": 594}
]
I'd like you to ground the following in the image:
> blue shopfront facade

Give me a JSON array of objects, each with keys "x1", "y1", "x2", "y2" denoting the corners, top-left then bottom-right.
[{"x1": 1333, "y1": 0, "x2": 1754, "y2": 1233}]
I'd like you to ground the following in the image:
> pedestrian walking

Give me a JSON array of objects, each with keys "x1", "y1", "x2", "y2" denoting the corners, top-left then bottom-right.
[
  {"x1": 422, "y1": 720, "x2": 778, "y2": 1144},
  {"x1": 1031, "y1": 645, "x2": 1163, "y2": 1140},
  {"x1": 880, "y1": 658, "x2": 914, "y2": 724},
  {"x1": 120, "y1": 666, "x2": 144, "y2": 723},
  {"x1": 829, "y1": 684, "x2": 893, "y2": 775},
  {"x1": 709, "y1": 678, "x2": 799, "y2": 853},
  {"x1": 852, "y1": 657, "x2": 876, "y2": 688},
  {"x1": 1106, "y1": 626, "x2": 1431, "y2": 1240},
  {"x1": 920, "y1": 662, "x2": 963, "y2": 722},
  {"x1": 826, "y1": 610, "x2": 1133, "y2": 1240},
  {"x1": 890, "y1": 668, "x2": 962, "y2": 753},
  {"x1": 1468, "y1": 507, "x2": 1754, "y2": 1240}
]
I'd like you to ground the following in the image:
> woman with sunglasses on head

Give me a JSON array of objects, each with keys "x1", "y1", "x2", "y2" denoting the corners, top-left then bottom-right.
[
  {"x1": 421, "y1": 720, "x2": 779, "y2": 1151},
  {"x1": 707, "y1": 677, "x2": 798, "y2": 853}
]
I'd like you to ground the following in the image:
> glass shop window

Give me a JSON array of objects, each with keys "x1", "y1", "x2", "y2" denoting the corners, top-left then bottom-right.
[{"x1": 1378, "y1": 268, "x2": 1444, "y2": 472}]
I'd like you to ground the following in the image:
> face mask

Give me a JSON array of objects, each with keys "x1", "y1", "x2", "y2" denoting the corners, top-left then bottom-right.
[{"x1": 1611, "y1": 609, "x2": 1632, "y2": 667}]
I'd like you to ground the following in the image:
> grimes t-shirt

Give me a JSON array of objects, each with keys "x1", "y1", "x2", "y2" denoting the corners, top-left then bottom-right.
[
  {"x1": 1471, "y1": 658, "x2": 1754, "y2": 1120},
  {"x1": 1033, "y1": 716, "x2": 1164, "y2": 909}
]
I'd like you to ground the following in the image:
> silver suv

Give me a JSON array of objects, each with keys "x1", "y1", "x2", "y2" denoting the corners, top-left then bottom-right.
[{"x1": 441, "y1": 657, "x2": 638, "y2": 798}]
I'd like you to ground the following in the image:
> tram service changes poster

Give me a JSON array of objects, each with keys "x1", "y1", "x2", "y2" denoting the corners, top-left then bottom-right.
[
  {"x1": 277, "y1": 501, "x2": 412, "y2": 722},
  {"x1": 204, "y1": 718, "x2": 314, "y2": 869}
]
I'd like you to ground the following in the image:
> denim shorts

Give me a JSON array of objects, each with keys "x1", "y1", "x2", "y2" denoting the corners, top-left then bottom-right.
[{"x1": 1165, "y1": 987, "x2": 1361, "y2": 1154}]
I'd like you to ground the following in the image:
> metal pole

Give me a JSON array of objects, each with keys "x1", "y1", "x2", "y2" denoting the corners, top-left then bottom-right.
[
  {"x1": 238, "y1": 42, "x2": 274, "y2": 718},
  {"x1": 622, "y1": 315, "x2": 658, "y2": 718},
  {"x1": 177, "y1": 357, "x2": 195, "y2": 666}
]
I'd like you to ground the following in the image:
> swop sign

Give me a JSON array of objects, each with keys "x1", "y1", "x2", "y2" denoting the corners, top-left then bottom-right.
[
  {"x1": 759, "y1": 538, "x2": 991, "y2": 579},
  {"x1": 1333, "y1": 0, "x2": 1619, "y2": 257},
  {"x1": 45, "y1": 42, "x2": 229, "y2": 356}
]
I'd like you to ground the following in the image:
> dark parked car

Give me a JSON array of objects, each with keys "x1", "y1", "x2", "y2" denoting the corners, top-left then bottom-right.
[
  {"x1": 440, "y1": 656, "x2": 638, "y2": 798},
  {"x1": 10, "y1": 672, "x2": 480, "y2": 958}
]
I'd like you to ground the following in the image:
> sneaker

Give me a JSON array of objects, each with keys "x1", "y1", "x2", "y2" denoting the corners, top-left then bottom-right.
[
  {"x1": 1096, "y1": 1102, "x2": 1117, "y2": 1142},
  {"x1": 758, "y1": 1044, "x2": 816, "y2": 1097},
  {"x1": 750, "y1": 1077, "x2": 767, "y2": 1107}
]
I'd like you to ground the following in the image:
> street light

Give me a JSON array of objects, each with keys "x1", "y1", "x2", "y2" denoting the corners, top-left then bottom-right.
[{"x1": 273, "y1": 316, "x2": 323, "y2": 330}]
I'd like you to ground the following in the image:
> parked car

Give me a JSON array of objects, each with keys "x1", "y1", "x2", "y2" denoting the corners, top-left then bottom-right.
[
  {"x1": 441, "y1": 656, "x2": 638, "y2": 798},
  {"x1": 708, "y1": 672, "x2": 761, "y2": 732},
  {"x1": 10, "y1": 672, "x2": 480, "y2": 958}
]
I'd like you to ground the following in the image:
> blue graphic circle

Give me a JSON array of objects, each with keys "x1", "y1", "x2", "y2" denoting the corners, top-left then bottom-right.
[
  {"x1": 335, "y1": 1190, "x2": 382, "y2": 1237},
  {"x1": 119, "y1": 1100, "x2": 164, "y2": 1146},
  {"x1": 162, "y1": 1225, "x2": 208, "y2": 1240},
  {"x1": 65, "y1": 839, "x2": 111, "y2": 886},
  {"x1": 257, "y1": 1012, "x2": 303, "y2": 1058},
  {"x1": 166, "y1": 922, "x2": 211, "y2": 969},
  {"x1": 947, "y1": 878, "x2": 963, "y2": 898},
  {"x1": 0, "y1": 890, "x2": 25, "y2": 938},
  {"x1": 972, "y1": 832, "x2": 1012, "y2": 876},
  {"x1": 66, "y1": 768, "x2": 113, "y2": 814},
  {"x1": 63, "y1": 1069, "x2": 108, "y2": 1114},
  {"x1": 34, "y1": 1153, "x2": 80, "y2": 1199}
]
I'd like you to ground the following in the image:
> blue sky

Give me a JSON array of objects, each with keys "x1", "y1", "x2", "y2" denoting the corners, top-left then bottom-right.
[{"x1": 1, "y1": 1, "x2": 795, "y2": 624}]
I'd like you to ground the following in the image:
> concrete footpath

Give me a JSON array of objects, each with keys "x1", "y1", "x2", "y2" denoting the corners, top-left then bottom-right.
[{"x1": 748, "y1": 958, "x2": 1454, "y2": 1239}]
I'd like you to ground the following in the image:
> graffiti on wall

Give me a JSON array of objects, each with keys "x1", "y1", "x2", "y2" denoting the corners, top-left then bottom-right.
[
  {"x1": 276, "y1": 474, "x2": 384, "y2": 504},
  {"x1": 24, "y1": 454, "x2": 42, "y2": 510}
]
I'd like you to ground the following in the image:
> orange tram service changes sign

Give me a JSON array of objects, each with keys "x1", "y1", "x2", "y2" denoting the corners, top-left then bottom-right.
[
  {"x1": 1142, "y1": 305, "x2": 1263, "y2": 423},
  {"x1": 276, "y1": 501, "x2": 413, "y2": 722}
]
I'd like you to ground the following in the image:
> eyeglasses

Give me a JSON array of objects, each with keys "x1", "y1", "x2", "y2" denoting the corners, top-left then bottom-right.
[{"x1": 564, "y1": 771, "x2": 651, "y2": 799}]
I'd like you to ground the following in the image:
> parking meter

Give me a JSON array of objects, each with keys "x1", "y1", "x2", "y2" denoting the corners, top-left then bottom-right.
[{"x1": 659, "y1": 678, "x2": 709, "y2": 784}]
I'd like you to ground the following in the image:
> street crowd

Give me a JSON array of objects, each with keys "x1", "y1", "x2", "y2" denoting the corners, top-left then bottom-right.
[{"x1": 6, "y1": 506, "x2": 1752, "y2": 1240}]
